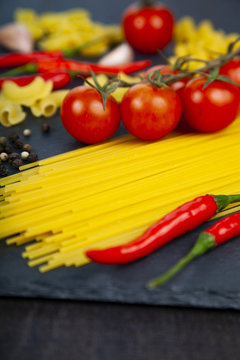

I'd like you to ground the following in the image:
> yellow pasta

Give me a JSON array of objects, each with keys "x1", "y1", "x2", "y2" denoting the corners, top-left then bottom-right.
[
  {"x1": 2, "y1": 77, "x2": 53, "y2": 107},
  {"x1": 0, "y1": 95, "x2": 26, "y2": 127},
  {"x1": 1, "y1": 117, "x2": 240, "y2": 272},
  {"x1": 14, "y1": 8, "x2": 123, "y2": 57},
  {"x1": 172, "y1": 16, "x2": 239, "y2": 70},
  {"x1": 31, "y1": 90, "x2": 69, "y2": 117}
]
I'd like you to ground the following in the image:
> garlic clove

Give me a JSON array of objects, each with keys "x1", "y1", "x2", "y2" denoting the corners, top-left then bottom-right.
[
  {"x1": 0, "y1": 22, "x2": 34, "y2": 53},
  {"x1": 98, "y1": 43, "x2": 134, "y2": 66}
]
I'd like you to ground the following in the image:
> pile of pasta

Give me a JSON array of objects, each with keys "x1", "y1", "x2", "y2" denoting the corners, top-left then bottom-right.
[
  {"x1": 14, "y1": 8, "x2": 123, "y2": 57},
  {"x1": 0, "y1": 77, "x2": 69, "y2": 127},
  {"x1": 1, "y1": 117, "x2": 240, "y2": 272},
  {"x1": 172, "y1": 17, "x2": 239, "y2": 70}
]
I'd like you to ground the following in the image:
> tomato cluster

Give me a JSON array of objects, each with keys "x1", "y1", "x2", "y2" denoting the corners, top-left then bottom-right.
[{"x1": 61, "y1": 60, "x2": 240, "y2": 144}]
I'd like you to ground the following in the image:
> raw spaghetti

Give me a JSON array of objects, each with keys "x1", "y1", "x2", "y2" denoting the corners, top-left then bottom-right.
[{"x1": 1, "y1": 118, "x2": 240, "y2": 272}]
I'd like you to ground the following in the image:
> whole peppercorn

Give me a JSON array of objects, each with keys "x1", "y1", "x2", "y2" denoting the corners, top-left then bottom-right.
[
  {"x1": 9, "y1": 152, "x2": 20, "y2": 162},
  {"x1": 23, "y1": 144, "x2": 32, "y2": 153},
  {"x1": 12, "y1": 158, "x2": 23, "y2": 169},
  {"x1": 23, "y1": 128, "x2": 31, "y2": 137},
  {"x1": 0, "y1": 136, "x2": 7, "y2": 146},
  {"x1": 28, "y1": 152, "x2": 38, "y2": 163},
  {"x1": 0, "y1": 164, "x2": 9, "y2": 176},
  {"x1": 8, "y1": 131, "x2": 20, "y2": 143},
  {"x1": 4, "y1": 144, "x2": 13, "y2": 154},
  {"x1": 42, "y1": 123, "x2": 50, "y2": 133},
  {"x1": 21, "y1": 151, "x2": 29, "y2": 160},
  {"x1": 0, "y1": 152, "x2": 8, "y2": 161},
  {"x1": 14, "y1": 139, "x2": 24, "y2": 149}
]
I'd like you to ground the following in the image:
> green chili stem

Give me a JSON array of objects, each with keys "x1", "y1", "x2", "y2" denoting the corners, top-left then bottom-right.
[
  {"x1": 62, "y1": 36, "x2": 107, "y2": 57},
  {"x1": 213, "y1": 194, "x2": 240, "y2": 212},
  {"x1": 0, "y1": 62, "x2": 38, "y2": 77},
  {"x1": 148, "y1": 251, "x2": 196, "y2": 289},
  {"x1": 147, "y1": 232, "x2": 216, "y2": 289}
]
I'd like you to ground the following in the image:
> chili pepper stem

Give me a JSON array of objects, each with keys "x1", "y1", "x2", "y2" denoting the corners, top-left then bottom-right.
[
  {"x1": 0, "y1": 62, "x2": 38, "y2": 77},
  {"x1": 213, "y1": 194, "x2": 240, "y2": 212},
  {"x1": 147, "y1": 232, "x2": 216, "y2": 289}
]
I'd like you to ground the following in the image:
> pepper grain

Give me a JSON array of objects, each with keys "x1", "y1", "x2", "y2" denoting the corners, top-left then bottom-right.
[
  {"x1": 8, "y1": 131, "x2": 19, "y2": 143},
  {"x1": 14, "y1": 139, "x2": 24, "y2": 149},
  {"x1": 0, "y1": 152, "x2": 8, "y2": 161},
  {"x1": 11, "y1": 158, "x2": 23, "y2": 169},
  {"x1": 23, "y1": 129, "x2": 31, "y2": 137},
  {"x1": 4, "y1": 144, "x2": 13, "y2": 154},
  {"x1": 42, "y1": 123, "x2": 50, "y2": 133},
  {"x1": 28, "y1": 152, "x2": 38, "y2": 162},
  {"x1": 21, "y1": 151, "x2": 29, "y2": 160},
  {"x1": 8, "y1": 152, "x2": 20, "y2": 162},
  {"x1": 23, "y1": 144, "x2": 32, "y2": 153},
  {"x1": 0, "y1": 164, "x2": 9, "y2": 176}
]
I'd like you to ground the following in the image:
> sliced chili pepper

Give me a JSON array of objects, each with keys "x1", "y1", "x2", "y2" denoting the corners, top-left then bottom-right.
[
  {"x1": 86, "y1": 194, "x2": 240, "y2": 265},
  {"x1": 0, "y1": 71, "x2": 71, "y2": 90},
  {"x1": 148, "y1": 212, "x2": 240, "y2": 288},
  {"x1": 0, "y1": 51, "x2": 63, "y2": 69}
]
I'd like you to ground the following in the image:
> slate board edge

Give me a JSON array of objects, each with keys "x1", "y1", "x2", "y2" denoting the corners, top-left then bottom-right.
[{"x1": 1, "y1": 286, "x2": 240, "y2": 310}]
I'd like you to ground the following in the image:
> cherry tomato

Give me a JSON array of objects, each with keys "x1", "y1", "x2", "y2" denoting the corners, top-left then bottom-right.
[
  {"x1": 61, "y1": 86, "x2": 120, "y2": 144},
  {"x1": 120, "y1": 83, "x2": 182, "y2": 141},
  {"x1": 181, "y1": 77, "x2": 240, "y2": 133},
  {"x1": 145, "y1": 64, "x2": 189, "y2": 97},
  {"x1": 122, "y1": 3, "x2": 174, "y2": 54},
  {"x1": 220, "y1": 57, "x2": 240, "y2": 85}
]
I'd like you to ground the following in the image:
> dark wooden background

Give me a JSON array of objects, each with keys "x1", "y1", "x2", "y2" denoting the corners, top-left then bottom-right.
[{"x1": 1, "y1": 0, "x2": 240, "y2": 359}]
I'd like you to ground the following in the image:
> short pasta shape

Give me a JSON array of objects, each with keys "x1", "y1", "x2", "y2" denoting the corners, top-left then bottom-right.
[{"x1": 2, "y1": 77, "x2": 53, "y2": 107}]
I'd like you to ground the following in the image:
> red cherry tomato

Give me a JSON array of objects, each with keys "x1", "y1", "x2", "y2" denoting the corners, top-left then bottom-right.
[
  {"x1": 120, "y1": 83, "x2": 182, "y2": 141},
  {"x1": 145, "y1": 64, "x2": 189, "y2": 97},
  {"x1": 122, "y1": 3, "x2": 174, "y2": 54},
  {"x1": 61, "y1": 86, "x2": 120, "y2": 144},
  {"x1": 181, "y1": 77, "x2": 240, "y2": 133},
  {"x1": 220, "y1": 57, "x2": 240, "y2": 85}
]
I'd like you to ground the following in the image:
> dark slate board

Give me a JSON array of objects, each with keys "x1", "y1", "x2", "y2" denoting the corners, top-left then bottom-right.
[{"x1": 1, "y1": 0, "x2": 240, "y2": 310}]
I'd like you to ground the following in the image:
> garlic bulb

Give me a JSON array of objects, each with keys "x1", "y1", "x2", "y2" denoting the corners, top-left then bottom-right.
[
  {"x1": 98, "y1": 43, "x2": 134, "y2": 66},
  {"x1": 0, "y1": 23, "x2": 33, "y2": 53}
]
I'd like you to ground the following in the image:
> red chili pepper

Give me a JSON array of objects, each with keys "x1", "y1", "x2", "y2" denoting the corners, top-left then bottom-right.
[
  {"x1": 86, "y1": 194, "x2": 240, "y2": 265},
  {"x1": 0, "y1": 51, "x2": 63, "y2": 69},
  {"x1": 0, "y1": 71, "x2": 71, "y2": 90},
  {"x1": 34, "y1": 58, "x2": 152, "y2": 75},
  {"x1": 148, "y1": 212, "x2": 240, "y2": 288}
]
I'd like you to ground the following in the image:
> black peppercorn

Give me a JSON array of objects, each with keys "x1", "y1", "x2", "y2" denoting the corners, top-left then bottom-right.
[
  {"x1": 14, "y1": 139, "x2": 24, "y2": 149},
  {"x1": 11, "y1": 158, "x2": 23, "y2": 169},
  {"x1": 4, "y1": 144, "x2": 13, "y2": 154},
  {"x1": 23, "y1": 144, "x2": 32, "y2": 153},
  {"x1": 0, "y1": 164, "x2": 9, "y2": 176},
  {"x1": 8, "y1": 131, "x2": 20, "y2": 143},
  {"x1": 9, "y1": 152, "x2": 20, "y2": 162},
  {"x1": 28, "y1": 152, "x2": 38, "y2": 163},
  {"x1": 42, "y1": 123, "x2": 50, "y2": 133}
]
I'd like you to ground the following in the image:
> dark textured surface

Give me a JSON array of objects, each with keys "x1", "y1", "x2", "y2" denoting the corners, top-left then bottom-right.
[
  {"x1": 1, "y1": 0, "x2": 240, "y2": 358},
  {"x1": 1, "y1": 297, "x2": 240, "y2": 360},
  {"x1": 1, "y1": 0, "x2": 240, "y2": 310}
]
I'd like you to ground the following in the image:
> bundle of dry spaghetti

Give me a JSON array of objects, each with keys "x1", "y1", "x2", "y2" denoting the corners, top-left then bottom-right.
[{"x1": 1, "y1": 118, "x2": 240, "y2": 272}]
